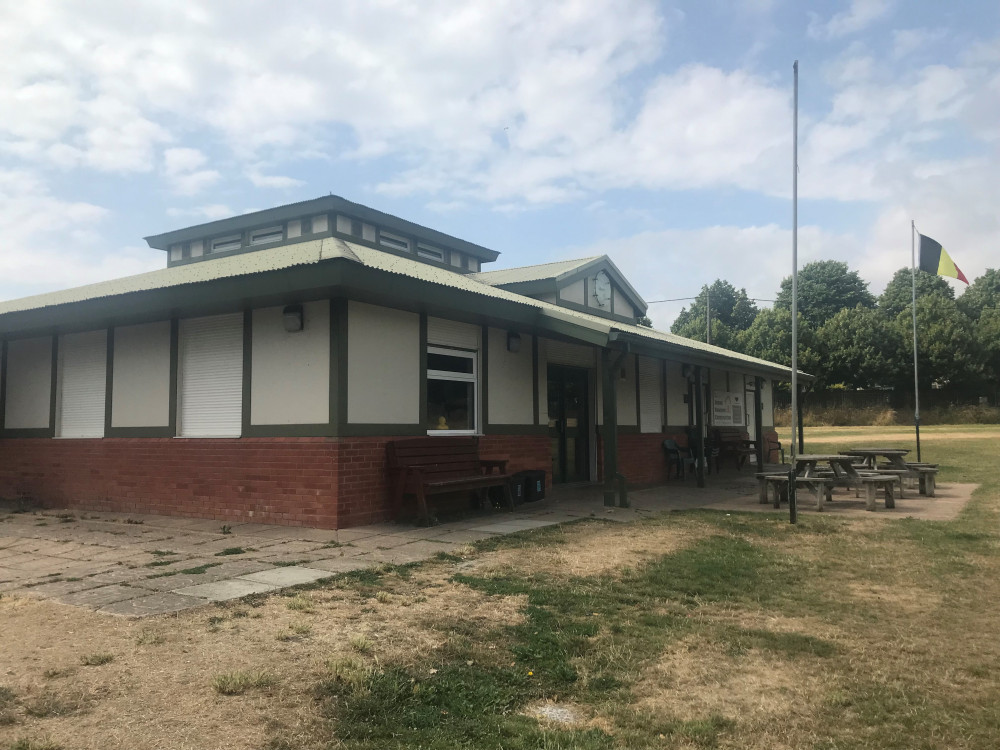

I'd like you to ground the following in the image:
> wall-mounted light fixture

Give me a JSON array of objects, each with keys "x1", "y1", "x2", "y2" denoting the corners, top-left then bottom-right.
[
  {"x1": 682, "y1": 363, "x2": 693, "y2": 380},
  {"x1": 282, "y1": 304, "x2": 304, "y2": 333},
  {"x1": 506, "y1": 331, "x2": 521, "y2": 353}
]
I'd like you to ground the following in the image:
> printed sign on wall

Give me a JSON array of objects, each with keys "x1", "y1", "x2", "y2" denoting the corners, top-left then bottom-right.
[{"x1": 712, "y1": 391, "x2": 745, "y2": 426}]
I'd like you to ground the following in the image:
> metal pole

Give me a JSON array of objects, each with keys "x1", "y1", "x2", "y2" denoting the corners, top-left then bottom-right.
[
  {"x1": 911, "y1": 221, "x2": 922, "y2": 462},
  {"x1": 706, "y1": 287, "x2": 712, "y2": 345},
  {"x1": 789, "y1": 60, "x2": 799, "y2": 524}
]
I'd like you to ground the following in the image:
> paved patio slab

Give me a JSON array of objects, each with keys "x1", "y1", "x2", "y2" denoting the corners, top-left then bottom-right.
[
  {"x1": 99, "y1": 592, "x2": 207, "y2": 617},
  {"x1": 239, "y1": 566, "x2": 331, "y2": 587},
  {"x1": 173, "y1": 579, "x2": 278, "y2": 602}
]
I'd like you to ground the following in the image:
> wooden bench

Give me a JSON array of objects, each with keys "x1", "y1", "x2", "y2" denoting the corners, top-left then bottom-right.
[
  {"x1": 762, "y1": 475, "x2": 833, "y2": 511},
  {"x1": 859, "y1": 475, "x2": 899, "y2": 510},
  {"x1": 755, "y1": 466, "x2": 791, "y2": 504},
  {"x1": 713, "y1": 427, "x2": 752, "y2": 470},
  {"x1": 387, "y1": 437, "x2": 514, "y2": 524}
]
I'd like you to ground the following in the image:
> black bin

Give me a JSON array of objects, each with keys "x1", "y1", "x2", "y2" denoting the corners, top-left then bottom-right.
[
  {"x1": 523, "y1": 470, "x2": 546, "y2": 502},
  {"x1": 491, "y1": 472, "x2": 528, "y2": 507}
]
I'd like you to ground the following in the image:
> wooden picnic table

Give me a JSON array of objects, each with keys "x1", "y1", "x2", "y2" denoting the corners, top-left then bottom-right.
[
  {"x1": 842, "y1": 448, "x2": 910, "y2": 471},
  {"x1": 844, "y1": 448, "x2": 938, "y2": 497},
  {"x1": 794, "y1": 453, "x2": 898, "y2": 510}
]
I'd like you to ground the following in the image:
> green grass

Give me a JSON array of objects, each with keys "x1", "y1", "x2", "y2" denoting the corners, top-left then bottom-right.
[
  {"x1": 212, "y1": 670, "x2": 276, "y2": 696},
  {"x1": 79, "y1": 653, "x2": 114, "y2": 667},
  {"x1": 214, "y1": 547, "x2": 252, "y2": 556}
]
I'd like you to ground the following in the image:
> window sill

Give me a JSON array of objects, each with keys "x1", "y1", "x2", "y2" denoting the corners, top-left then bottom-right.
[{"x1": 426, "y1": 430, "x2": 478, "y2": 436}]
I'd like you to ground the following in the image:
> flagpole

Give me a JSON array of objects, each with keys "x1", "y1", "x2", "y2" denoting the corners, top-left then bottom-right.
[
  {"x1": 789, "y1": 60, "x2": 799, "y2": 524},
  {"x1": 911, "y1": 221, "x2": 922, "y2": 461}
]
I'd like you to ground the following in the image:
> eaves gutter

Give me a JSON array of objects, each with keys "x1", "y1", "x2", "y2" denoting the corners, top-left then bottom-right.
[{"x1": 608, "y1": 331, "x2": 814, "y2": 383}]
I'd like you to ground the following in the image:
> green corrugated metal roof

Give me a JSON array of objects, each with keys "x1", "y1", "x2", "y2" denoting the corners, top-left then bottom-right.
[
  {"x1": 0, "y1": 238, "x2": 807, "y2": 380},
  {"x1": 470, "y1": 257, "x2": 602, "y2": 285}
]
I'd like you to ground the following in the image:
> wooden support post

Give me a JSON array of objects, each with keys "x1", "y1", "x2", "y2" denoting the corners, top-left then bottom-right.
[
  {"x1": 754, "y1": 376, "x2": 764, "y2": 468},
  {"x1": 694, "y1": 365, "x2": 706, "y2": 488},
  {"x1": 601, "y1": 347, "x2": 630, "y2": 508}
]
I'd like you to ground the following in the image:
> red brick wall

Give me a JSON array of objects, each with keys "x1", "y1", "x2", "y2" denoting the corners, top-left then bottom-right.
[
  {"x1": 595, "y1": 431, "x2": 686, "y2": 486},
  {"x1": 0, "y1": 432, "x2": 553, "y2": 529}
]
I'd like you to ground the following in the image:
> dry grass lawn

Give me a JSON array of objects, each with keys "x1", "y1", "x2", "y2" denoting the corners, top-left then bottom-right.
[{"x1": 2, "y1": 424, "x2": 999, "y2": 749}]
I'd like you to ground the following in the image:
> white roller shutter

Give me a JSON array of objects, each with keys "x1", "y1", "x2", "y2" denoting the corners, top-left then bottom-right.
[
  {"x1": 57, "y1": 330, "x2": 107, "y2": 438},
  {"x1": 545, "y1": 339, "x2": 594, "y2": 368},
  {"x1": 427, "y1": 317, "x2": 480, "y2": 350},
  {"x1": 638, "y1": 356, "x2": 663, "y2": 434},
  {"x1": 178, "y1": 314, "x2": 243, "y2": 437}
]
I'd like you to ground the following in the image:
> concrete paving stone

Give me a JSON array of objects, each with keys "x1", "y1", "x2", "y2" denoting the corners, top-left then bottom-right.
[
  {"x1": 468, "y1": 519, "x2": 558, "y2": 534},
  {"x1": 134, "y1": 572, "x2": 223, "y2": 592},
  {"x1": 82, "y1": 567, "x2": 151, "y2": 585},
  {"x1": 381, "y1": 526, "x2": 457, "y2": 540},
  {"x1": 255, "y1": 552, "x2": 319, "y2": 566},
  {"x1": 253, "y1": 539, "x2": 328, "y2": 554},
  {"x1": 57, "y1": 584, "x2": 140, "y2": 608},
  {"x1": 208, "y1": 559, "x2": 274, "y2": 578},
  {"x1": 248, "y1": 526, "x2": 337, "y2": 543},
  {"x1": 172, "y1": 578, "x2": 278, "y2": 602},
  {"x1": 2, "y1": 557, "x2": 75, "y2": 576},
  {"x1": 223, "y1": 522, "x2": 285, "y2": 535},
  {"x1": 351, "y1": 548, "x2": 424, "y2": 565},
  {"x1": 331, "y1": 528, "x2": 382, "y2": 543},
  {"x1": 424, "y1": 530, "x2": 498, "y2": 545},
  {"x1": 389, "y1": 540, "x2": 462, "y2": 558},
  {"x1": 310, "y1": 544, "x2": 367, "y2": 559},
  {"x1": 362, "y1": 534, "x2": 421, "y2": 550},
  {"x1": 303, "y1": 557, "x2": 372, "y2": 575},
  {"x1": 100, "y1": 592, "x2": 207, "y2": 617},
  {"x1": 239, "y1": 566, "x2": 331, "y2": 587},
  {"x1": 19, "y1": 578, "x2": 104, "y2": 597}
]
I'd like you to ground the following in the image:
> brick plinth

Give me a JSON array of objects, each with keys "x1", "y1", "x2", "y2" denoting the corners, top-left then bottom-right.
[
  {"x1": 595, "y1": 431, "x2": 687, "y2": 486},
  {"x1": 0, "y1": 432, "x2": 554, "y2": 529}
]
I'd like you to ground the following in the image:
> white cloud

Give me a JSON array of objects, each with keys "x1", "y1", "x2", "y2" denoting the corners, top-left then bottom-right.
[
  {"x1": 0, "y1": 170, "x2": 160, "y2": 300},
  {"x1": 808, "y1": 0, "x2": 895, "y2": 40},
  {"x1": 246, "y1": 167, "x2": 304, "y2": 190},
  {"x1": 163, "y1": 147, "x2": 220, "y2": 195}
]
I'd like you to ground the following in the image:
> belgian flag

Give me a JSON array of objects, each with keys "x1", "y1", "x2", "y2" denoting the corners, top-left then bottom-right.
[{"x1": 919, "y1": 234, "x2": 969, "y2": 284}]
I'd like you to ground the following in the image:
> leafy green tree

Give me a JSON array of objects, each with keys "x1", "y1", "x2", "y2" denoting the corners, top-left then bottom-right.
[
  {"x1": 635, "y1": 314, "x2": 653, "y2": 328},
  {"x1": 895, "y1": 295, "x2": 983, "y2": 391},
  {"x1": 958, "y1": 268, "x2": 1000, "y2": 321},
  {"x1": 671, "y1": 280, "x2": 758, "y2": 345},
  {"x1": 737, "y1": 307, "x2": 820, "y2": 378},
  {"x1": 816, "y1": 305, "x2": 906, "y2": 389},
  {"x1": 975, "y1": 307, "x2": 1000, "y2": 387},
  {"x1": 774, "y1": 260, "x2": 875, "y2": 328},
  {"x1": 879, "y1": 268, "x2": 954, "y2": 320}
]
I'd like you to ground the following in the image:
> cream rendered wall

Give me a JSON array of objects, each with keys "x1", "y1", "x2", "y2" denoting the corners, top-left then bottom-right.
[
  {"x1": 664, "y1": 360, "x2": 688, "y2": 426},
  {"x1": 347, "y1": 301, "x2": 419, "y2": 424},
  {"x1": 616, "y1": 354, "x2": 638, "y2": 426},
  {"x1": 111, "y1": 322, "x2": 172, "y2": 428},
  {"x1": 613, "y1": 288, "x2": 634, "y2": 319},
  {"x1": 761, "y1": 379, "x2": 774, "y2": 427},
  {"x1": 251, "y1": 301, "x2": 330, "y2": 425},
  {"x1": 487, "y1": 328, "x2": 534, "y2": 425},
  {"x1": 4, "y1": 337, "x2": 52, "y2": 429},
  {"x1": 560, "y1": 279, "x2": 585, "y2": 305}
]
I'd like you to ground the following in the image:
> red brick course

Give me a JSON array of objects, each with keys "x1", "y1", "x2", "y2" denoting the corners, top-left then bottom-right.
[{"x1": 0, "y1": 432, "x2": 553, "y2": 529}]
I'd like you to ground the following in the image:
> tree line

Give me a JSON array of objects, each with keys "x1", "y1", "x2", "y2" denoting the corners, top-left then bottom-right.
[{"x1": 666, "y1": 261, "x2": 1000, "y2": 397}]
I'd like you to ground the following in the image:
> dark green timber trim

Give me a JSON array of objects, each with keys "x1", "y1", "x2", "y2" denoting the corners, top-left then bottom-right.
[
  {"x1": 104, "y1": 327, "x2": 114, "y2": 436},
  {"x1": 480, "y1": 326, "x2": 489, "y2": 432},
  {"x1": 48, "y1": 335, "x2": 58, "y2": 434},
  {"x1": 601, "y1": 346, "x2": 630, "y2": 508},
  {"x1": 330, "y1": 299, "x2": 351, "y2": 435},
  {"x1": 241, "y1": 309, "x2": 253, "y2": 436},
  {"x1": 168, "y1": 319, "x2": 179, "y2": 436},
  {"x1": 754, "y1": 376, "x2": 764, "y2": 467},
  {"x1": 484, "y1": 424, "x2": 548, "y2": 436},
  {"x1": 1, "y1": 428, "x2": 53, "y2": 439},
  {"x1": 339, "y1": 424, "x2": 426, "y2": 437},
  {"x1": 243, "y1": 423, "x2": 334, "y2": 438},
  {"x1": 418, "y1": 312, "x2": 428, "y2": 430},
  {"x1": 105, "y1": 426, "x2": 174, "y2": 438},
  {"x1": 0, "y1": 339, "x2": 7, "y2": 431},
  {"x1": 634, "y1": 354, "x2": 641, "y2": 429},
  {"x1": 694, "y1": 365, "x2": 706, "y2": 488},
  {"x1": 531, "y1": 334, "x2": 539, "y2": 426}
]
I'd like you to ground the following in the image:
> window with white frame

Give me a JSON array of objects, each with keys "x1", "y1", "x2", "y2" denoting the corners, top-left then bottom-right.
[
  {"x1": 249, "y1": 225, "x2": 283, "y2": 245},
  {"x1": 211, "y1": 234, "x2": 242, "y2": 254},
  {"x1": 426, "y1": 346, "x2": 477, "y2": 433},
  {"x1": 379, "y1": 230, "x2": 411, "y2": 253},
  {"x1": 416, "y1": 242, "x2": 444, "y2": 262}
]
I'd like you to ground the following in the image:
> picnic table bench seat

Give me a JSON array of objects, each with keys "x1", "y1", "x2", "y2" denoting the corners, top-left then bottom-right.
[
  {"x1": 760, "y1": 474, "x2": 833, "y2": 511},
  {"x1": 858, "y1": 475, "x2": 900, "y2": 510},
  {"x1": 387, "y1": 437, "x2": 514, "y2": 524},
  {"x1": 713, "y1": 427, "x2": 752, "y2": 470}
]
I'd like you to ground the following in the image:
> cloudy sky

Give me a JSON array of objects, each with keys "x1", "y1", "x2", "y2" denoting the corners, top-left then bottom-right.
[{"x1": 1, "y1": 0, "x2": 997, "y2": 327}]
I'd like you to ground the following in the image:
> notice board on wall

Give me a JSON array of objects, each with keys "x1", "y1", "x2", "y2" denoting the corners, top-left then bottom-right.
[{"x1": 712, "y1": 391, "x2": 745, "y2": 427}]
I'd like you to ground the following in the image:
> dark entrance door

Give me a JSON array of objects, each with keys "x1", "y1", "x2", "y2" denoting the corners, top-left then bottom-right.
[{"x1": 547, "y1": 365, "x2": 590, "y2": 483}]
